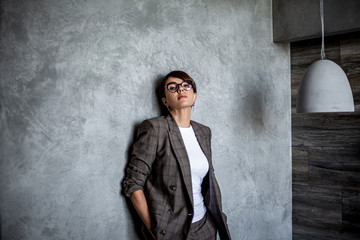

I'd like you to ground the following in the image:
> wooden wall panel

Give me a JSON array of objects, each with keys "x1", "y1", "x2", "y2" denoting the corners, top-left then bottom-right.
[
  {"x1": 308, "y1": 165, "x2": 360, "y2": 190},
  {"x1": 292, "y1": 114, "x2": 360, "y2": 147},
  {"x1": 309, "y1": 147, "x2": 360, "y2": 171},
  {"x1": 293, "y1": 184, "x2": 342, "y2": 229},
  {"x1": 293, "y1": 225, "x2": 360, "y2": 240},
  {"x1": 292, "y1": 147, "x2": 309, "y2": 183},
  {"x1": 343, "y1": 190, "x2": 360, "y2": 233},
  {"x1": 291, "y1": 32, "x2": 360, "y2": 239}
]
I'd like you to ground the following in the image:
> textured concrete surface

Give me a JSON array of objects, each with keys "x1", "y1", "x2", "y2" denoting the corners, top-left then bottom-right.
[
  {"x1": 0, "y1": 0, "x2": 291, "y2": 239},
  {"x1": 273, "y1": 0, "x2": 360, "y2": 42}
]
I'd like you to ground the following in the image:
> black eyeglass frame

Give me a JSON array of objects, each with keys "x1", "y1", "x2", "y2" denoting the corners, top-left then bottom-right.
[{"x1": 165, "y1": 80, "x2": 194, "y2": 93}]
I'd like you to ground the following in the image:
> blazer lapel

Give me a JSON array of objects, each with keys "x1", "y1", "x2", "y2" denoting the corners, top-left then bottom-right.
[
  {"x1": 166, "y1": 115, "x2": 194, "y2": 207},
  {"x1": 191, "y1": 121, "x2": 211, "y2": 164}
]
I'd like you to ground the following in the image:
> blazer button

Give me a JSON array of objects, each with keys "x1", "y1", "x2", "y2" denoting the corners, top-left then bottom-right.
[
  {"x1": 167, "y1": 209, "x2": 173, "y2": 215},
  {"x1": 160, "y1": 230, "x2": 166, "y2": 235},
  {"x1": 122, "y1": 181, "x2": 129, "y2": 191},
  {"x1": 169, "y1": 185, "x2": 176, "y2": 191}
]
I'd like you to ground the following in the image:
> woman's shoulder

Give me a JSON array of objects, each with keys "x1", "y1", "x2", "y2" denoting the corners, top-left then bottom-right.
[
  {"x1": 191, "y1": 120, "x2": 211, "y2": 133},
  {"x1": 142, "y1": 116, "x2": 167, "y2": 125},
  {"x1": 138, "y1": 116, "x2": 168, "y2": 132}
]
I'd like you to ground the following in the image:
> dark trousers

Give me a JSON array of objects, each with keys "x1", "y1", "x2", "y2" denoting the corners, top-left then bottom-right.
[{"x1": 186, "y1": 212, "x2": 217, "y2": 240}]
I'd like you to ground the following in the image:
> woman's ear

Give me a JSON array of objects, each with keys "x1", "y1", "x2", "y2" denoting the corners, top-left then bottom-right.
[
  {"x1": 162, "y1": 97, "x2": 168, "y2": 107},
  {"x1": 193, "y1": 93, "x2": 197, "y2": 104}
]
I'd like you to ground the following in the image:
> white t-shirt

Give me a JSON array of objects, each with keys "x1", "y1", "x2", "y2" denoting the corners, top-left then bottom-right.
[{"x1": 179, "y1": 125, "x2": 209, "y2": 223}]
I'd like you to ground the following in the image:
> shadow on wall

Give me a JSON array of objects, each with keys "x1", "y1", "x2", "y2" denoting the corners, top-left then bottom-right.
[
  {"x1": 119, "y1": 74, "x2": 166, "y2": 239},
  {"x1": 154, "y1": 74, "x2": 169, "y2": 117},
  {"x1": 236, "y1": 74, "x2": 268, "y2": 134}
]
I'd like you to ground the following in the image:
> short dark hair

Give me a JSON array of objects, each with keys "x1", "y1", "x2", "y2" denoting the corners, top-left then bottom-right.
[{"x1": 159, "y1": 70, "x2": 197, "y2": 98}]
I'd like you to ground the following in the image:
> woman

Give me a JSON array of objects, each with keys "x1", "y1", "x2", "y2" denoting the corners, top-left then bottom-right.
[{"x1": 123, "y1": 71, "x2": 231, "y2": 240}]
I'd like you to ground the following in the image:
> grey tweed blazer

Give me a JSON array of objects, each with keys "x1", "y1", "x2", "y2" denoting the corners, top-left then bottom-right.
[{"x1": 123, "y1": 115, "x2": 231, "y2": 240}]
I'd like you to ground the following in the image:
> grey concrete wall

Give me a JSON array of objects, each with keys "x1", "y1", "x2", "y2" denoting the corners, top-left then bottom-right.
[
  {"x1": 273, "y1": 0, "x2": 360, "y2": 42},
  {"x1": 0, "y1": 0, "x2": 291, "y2": 239}
]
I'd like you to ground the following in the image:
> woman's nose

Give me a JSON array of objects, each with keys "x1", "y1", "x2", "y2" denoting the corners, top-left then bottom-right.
[{"x1": 177, "y1": 87, "x2": 185, "y2": 93}]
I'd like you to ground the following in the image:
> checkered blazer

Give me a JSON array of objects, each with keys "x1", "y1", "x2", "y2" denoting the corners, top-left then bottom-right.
[{"x1": 123, "y1": 115, "x2": 231, "y2": 240}]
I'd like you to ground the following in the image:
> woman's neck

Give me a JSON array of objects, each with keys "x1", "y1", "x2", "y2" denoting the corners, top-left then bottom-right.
[{"x1": 169, "y1": 108, "x2": 191, "y2": 128}]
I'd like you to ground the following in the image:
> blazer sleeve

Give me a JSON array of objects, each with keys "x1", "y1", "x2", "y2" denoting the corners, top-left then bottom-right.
[{"x1": 122, "y1": 120, "x2": 158, "y2": 197}]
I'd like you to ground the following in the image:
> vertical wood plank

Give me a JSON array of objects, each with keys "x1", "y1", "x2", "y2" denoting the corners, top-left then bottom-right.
[
  {"x1": 292, "y1": 146, "x2": 309, "y2": 183},
  {"x1": 343, "y1": 190, "x2": 360, "y2": 233}
]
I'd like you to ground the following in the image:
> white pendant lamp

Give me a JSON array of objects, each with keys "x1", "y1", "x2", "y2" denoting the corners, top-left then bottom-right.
[{"x1": 296, "y1": 0, "x2": 354, "y2": 113}]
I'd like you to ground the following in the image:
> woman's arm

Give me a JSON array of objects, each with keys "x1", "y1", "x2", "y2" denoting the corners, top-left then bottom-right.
[
  {"x1": 130, "y1": 189, "x2": 153, "y2": 233},
  {"x1": 123, "y1": 120, "x2": 157, "y2": 198},
  {"x1": 123, "y1": 120, "x2": 158, "y2": 238}
]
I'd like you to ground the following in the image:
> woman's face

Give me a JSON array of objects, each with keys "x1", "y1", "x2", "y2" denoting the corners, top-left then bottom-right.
[{"x1": 162, "y1": 77, "x2": 197, "y2": 111}]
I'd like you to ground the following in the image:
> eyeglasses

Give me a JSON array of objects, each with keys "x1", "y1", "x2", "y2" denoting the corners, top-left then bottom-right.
[{"x1": 166, "y1": 81, "x2": 193, "y2": 93}]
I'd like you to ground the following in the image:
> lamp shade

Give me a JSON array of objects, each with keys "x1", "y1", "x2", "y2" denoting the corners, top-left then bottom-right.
[{"x1": 296, "y1": 59, "x2": 354, "y2": 113}]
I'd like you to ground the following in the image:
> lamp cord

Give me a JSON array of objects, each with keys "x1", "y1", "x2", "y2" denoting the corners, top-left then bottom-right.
[{"x1": 320, "y1": 0, "x2": 326, "y2": 59}]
